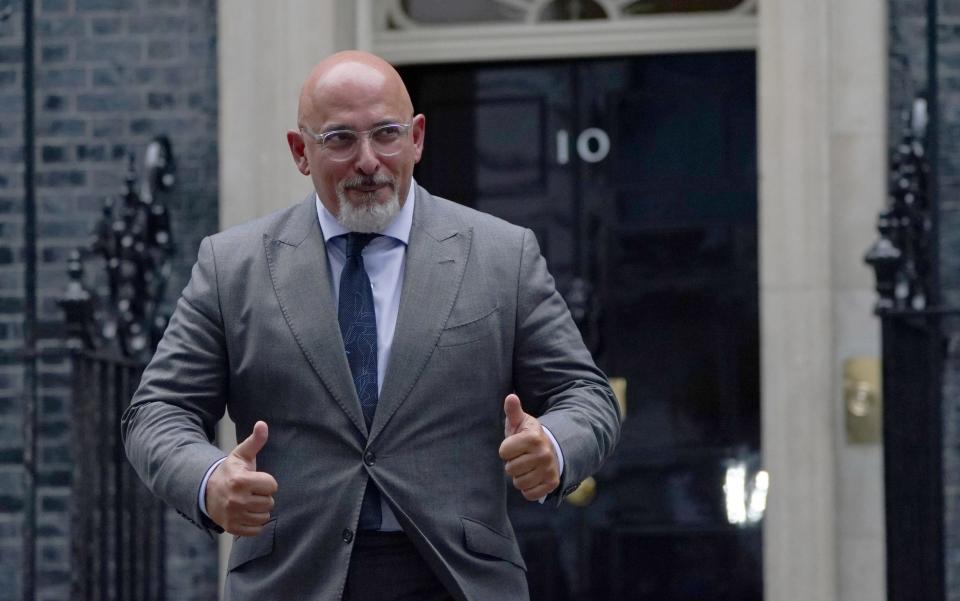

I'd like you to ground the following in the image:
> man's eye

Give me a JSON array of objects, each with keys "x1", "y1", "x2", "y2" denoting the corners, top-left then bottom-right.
[
  {"x1": 373, "y1": 125, "x2": 402, "y2": 140},
  {"x1": 324, "y1": 131, "x2": 357, "y2": 147}
]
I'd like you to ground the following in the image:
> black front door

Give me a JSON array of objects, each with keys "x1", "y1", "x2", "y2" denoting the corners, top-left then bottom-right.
[{"x1": 401, "y1": 52, "x2": 761, "y2": 601}]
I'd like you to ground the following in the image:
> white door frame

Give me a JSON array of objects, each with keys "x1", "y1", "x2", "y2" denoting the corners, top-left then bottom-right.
[{"x1": 352, "y1": 3, "x2": 876, "y2": 601}]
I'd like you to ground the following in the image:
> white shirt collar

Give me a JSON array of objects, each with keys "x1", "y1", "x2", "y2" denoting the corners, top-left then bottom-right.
[{"x1": 315, "y1": 181, "x2": 416, "y2": 246}]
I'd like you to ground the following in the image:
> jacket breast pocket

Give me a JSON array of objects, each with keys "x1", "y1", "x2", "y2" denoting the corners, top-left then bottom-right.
[
  {"x1": 227, "y1": 518, "x2": 277, "y2": 572},
  {"x1": 461, "y1": 516, "x2": 526, "y2": 571},
  {"x1": 437, "y1": 306, "x2": 499, "y2": 348}
]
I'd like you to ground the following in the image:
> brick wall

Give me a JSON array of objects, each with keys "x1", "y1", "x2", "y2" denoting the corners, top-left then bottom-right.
[
  {"x1": 0, "y1": 1, "x2": 28, "y2": 597},
  {"x1": 0, "y1": 0, "x2": 220, "y2": 599}
]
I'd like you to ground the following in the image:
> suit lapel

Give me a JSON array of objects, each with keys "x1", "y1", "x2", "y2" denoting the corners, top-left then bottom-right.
[
  {"x1": 370, "y1": 188, "x2": 470, "y2": 442},
  {"x1": 264, "y1": 196, "x2": 368, "y2": 436}
]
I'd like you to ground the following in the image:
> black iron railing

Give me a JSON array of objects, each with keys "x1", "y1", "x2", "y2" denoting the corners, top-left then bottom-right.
[
  {"x1": 865, "y1": 34, "x2": 958, "y2": 598},
  {"x1": 70, "y1": 351, "x2": 164, "y2": 601},
  {"x1": 61, "y1": 138, "x2": 176, "y2": 601}
]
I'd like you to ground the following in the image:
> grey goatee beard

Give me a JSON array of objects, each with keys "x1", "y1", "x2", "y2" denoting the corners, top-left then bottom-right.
[{"x1": 335, "y1": 174, "x2": 401, "y2": 233}]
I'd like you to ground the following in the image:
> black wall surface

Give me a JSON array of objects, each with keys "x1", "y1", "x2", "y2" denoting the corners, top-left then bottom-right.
[{"x1": 0, "y1": 0, "x2": 220, "y2": 598}]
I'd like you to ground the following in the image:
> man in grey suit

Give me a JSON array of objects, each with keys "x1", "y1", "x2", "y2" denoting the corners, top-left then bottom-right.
[{"x1": 122, "y1": 50, "x2": 621, "y2": 601}]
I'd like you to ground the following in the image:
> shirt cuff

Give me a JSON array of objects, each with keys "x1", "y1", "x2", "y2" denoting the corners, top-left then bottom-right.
[
  {"x1": 198, "y1": 457, "x2": 228, "y2": 518},
  {"x1": 538, "y1": 425, "x2": 564, "y2": 504}
]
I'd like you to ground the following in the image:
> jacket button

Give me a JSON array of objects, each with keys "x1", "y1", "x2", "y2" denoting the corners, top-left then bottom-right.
[
  {"x1": 364, "y1": 451, "x2": 376, "y2": 466},
  {"x1": 342, "y1": 528, "x2": 354, "y2": 543}
]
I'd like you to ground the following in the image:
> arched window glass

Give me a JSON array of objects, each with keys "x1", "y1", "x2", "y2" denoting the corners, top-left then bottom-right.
[
  {"x1": 394, "y1": 0, "x2": 754, "y2": 26},
  {"x1": 624, "y1": 0, "x2": 745, "y2": 14}
]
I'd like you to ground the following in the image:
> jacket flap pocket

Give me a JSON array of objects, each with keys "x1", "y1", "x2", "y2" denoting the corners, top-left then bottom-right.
[
  {"x1": 461, "y1": 517, "x2": 526, "y2": 571},
  {"x1": 438, "y1": 306, "x2": 499, "y2": 347},
  {"x1": 227, "y1": 518, "x2": 277, "y2": 572}
]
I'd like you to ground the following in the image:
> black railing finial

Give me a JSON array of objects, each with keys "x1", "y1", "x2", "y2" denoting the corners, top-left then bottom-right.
[
  {"x1": 60, "y1": 136, "x2": 177, "y2": 361},
  {"x1": 865, "y1": 96, "x2": 934, "y2": 315}
]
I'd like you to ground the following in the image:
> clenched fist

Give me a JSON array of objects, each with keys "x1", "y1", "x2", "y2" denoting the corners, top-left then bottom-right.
[
  {"x1": 498, "y1": 394, "x2": 560, "y2": 501},
  {"x1": 206, "y1": 420, "x2": 278, "y2": 536}
]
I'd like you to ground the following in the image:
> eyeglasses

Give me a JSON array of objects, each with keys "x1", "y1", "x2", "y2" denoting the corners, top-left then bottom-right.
[{"x1": 299, "y1": 122, "x2": 412, "y2": 162}]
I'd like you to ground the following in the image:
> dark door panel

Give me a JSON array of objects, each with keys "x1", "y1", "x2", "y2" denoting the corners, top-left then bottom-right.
[
  {"x1": 401, "y1": 51, "x2": 760, "y2": 601},
  {"x1": 407, "y1": 63, "x2": 579, "y2": 286}
]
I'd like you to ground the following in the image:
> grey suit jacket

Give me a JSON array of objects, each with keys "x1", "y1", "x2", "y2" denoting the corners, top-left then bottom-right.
[{"x1": 122, "y1": 186, "x2": 621, "y2": 601}]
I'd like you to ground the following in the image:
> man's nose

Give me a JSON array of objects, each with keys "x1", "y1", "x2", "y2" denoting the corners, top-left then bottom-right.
[{"x1": 353, "y1": 137, "x2": 380, "y2": 174}]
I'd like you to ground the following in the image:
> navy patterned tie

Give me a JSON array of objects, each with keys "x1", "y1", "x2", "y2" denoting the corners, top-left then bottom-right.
[{"x1": 338, "y1": 232, "x2": 381, "y2": 530}]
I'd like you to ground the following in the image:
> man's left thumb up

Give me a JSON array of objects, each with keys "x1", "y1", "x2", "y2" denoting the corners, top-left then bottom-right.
[{"x1": 504, "y1": 394, "x2": 525, "y2": 436}]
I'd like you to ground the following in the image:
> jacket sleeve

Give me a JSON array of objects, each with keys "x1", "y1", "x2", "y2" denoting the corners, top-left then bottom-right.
[
  {"x1": 121, "y1": 236, "x2": 229, "y2": 531},
  {"x1": 511, "y1": 228, "x2": 622, "y2": 505}
]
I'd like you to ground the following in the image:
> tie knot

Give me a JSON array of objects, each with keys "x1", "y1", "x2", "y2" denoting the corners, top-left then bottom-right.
[{"x1": 344, "y1": 233, "x2": 379, "y2": 258}]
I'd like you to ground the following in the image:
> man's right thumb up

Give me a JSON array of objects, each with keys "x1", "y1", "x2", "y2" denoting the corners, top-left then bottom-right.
[{"x1": 233, "y1": 420, "x2": 268, "y2": 469}]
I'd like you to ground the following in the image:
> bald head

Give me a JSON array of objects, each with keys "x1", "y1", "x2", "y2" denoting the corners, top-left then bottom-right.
[
  {"x1": 297, "y1": 51, "x2": 413, "y2": 126},
  {"x1": 286, "y1": 50, "x2": 425, "y2": 231}
]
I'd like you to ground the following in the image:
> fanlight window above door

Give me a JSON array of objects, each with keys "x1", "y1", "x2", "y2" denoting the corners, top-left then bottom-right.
[
  {"x1": 361, "y1": 0, "x2": 758, "y2": 65},
  {"x1": 390, "y1": 0, "x2": 756, "y2": 26}
]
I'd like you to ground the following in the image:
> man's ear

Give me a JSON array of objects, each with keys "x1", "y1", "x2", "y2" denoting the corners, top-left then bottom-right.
[
  {"x1": 411, "y1": 113, "x2": 426, "y2": 164},
  {"x1": 286, "y1": 129, "x2": 310, "y2": 175}
]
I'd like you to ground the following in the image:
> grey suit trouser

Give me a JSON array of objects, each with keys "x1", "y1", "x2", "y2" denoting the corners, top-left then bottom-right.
[{"x1": 343, "y1": 531, "x2": 454, "y2": 601}]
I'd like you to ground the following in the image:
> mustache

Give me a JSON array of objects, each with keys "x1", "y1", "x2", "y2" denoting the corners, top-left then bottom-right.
[{"x1": 341, "y1": 174, "x2": 395, "y2": 190}]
